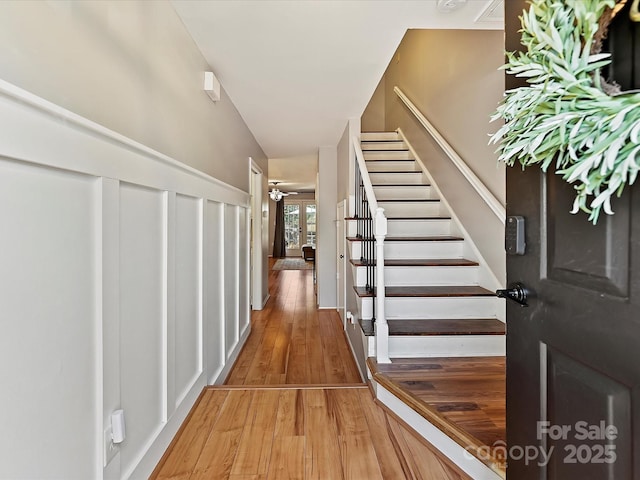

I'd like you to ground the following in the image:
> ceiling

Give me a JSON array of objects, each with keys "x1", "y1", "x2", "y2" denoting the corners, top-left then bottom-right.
[{"x1": 171, "y1": 0, "x2": 503, "y2": 190}]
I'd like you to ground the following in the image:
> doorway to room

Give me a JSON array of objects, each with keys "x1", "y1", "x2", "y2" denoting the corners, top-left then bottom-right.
[
  {"x1": 250, "y1": 159, "x2": 264, "y2": 310},
  {"x1": 284, "y1": 200, "x2": 316, "y2": 257}
]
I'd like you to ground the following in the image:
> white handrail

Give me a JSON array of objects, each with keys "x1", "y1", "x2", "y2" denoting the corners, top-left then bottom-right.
[
  {"x1": 394, "y1": 86, "x2": 506, "y2": 224},
  {"x1": 351, "y1": 136, "x2": 390, "y2": 364}
]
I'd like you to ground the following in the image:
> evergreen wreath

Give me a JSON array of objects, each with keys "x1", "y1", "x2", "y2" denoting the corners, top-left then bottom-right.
[{"x1": 490, "y1": 0, "x2": 640, "y2": 224}]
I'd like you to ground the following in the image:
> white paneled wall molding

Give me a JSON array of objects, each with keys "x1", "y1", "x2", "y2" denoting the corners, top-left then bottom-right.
[{"x1": 0, "y1": 80, "x2": 252, "y2": 479}]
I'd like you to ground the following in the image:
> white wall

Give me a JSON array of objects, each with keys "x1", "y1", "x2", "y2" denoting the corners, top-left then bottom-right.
[
  {"x1": 361, "y1": 76, "x2": 386, "y2": 133},
  {"x1": 0, "y1": 80, "x2": 252, "y2": 479},
  {"x1": 317, "y1": 146, "x2": 338, "y2": 308},
  {"x1": 336, "y1": 118, "x2": 360, "y2": 217},
  {"x1": 336, "y1": 121, "x2": 368, "y2": 376}
]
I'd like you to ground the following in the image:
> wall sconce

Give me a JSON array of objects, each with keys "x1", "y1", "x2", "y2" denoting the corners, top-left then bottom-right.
[{"x1": 204, "y1": 71, "x2": 220, "y2": 102}]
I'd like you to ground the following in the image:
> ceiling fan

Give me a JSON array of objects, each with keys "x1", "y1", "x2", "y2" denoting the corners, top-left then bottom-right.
[{"x1": 269, "y1": 182, "x2": 298, "y2": 202}]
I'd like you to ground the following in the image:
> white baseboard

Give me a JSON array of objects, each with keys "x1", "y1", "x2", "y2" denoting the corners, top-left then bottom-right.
[
  {"x1": 251, "y1": 293, "x2": 270, "y2": 311},
  {"x1": 127, "y1": 377, "x2": 205, "y2": 479},
  {"x1": 344, "y1": 327, "x2": 366, "y2": 382}
]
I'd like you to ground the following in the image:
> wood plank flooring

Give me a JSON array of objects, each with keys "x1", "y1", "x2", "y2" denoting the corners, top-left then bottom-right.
[
  {"x1": 151, "y1": 386, "x2": 471, "y2": 480},
  {"x1": 225, "y1": 260, "x2": 362, "y2": 385}
]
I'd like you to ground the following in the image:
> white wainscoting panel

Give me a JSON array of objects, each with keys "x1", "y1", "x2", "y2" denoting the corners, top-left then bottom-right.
[
  {"x1": 119, "y1": 182, "x2": 166, "y2": 475},
  {"x1": 174, "y1": 194, "x2": 204, "y2": 407},
  {"x1": 238, "y1": 206, "x2": 250, "y2": 337},
  {"x1": 224, "y1": 204, "x2": 240, "y2": 359},
  {"x1": 0, "y1": 160, "x2": 98, "y2": 479},
  {"x1": 204, "y1": 201, "x2": 225, "y2": 384}
]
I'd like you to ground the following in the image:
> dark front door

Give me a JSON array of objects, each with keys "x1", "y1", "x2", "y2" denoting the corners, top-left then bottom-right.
[{"x1": 505, "y1": 2, "x2": 640, "y2": 479}]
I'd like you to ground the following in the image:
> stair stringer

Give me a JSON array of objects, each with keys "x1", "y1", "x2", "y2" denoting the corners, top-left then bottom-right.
[{"x1": 370, "y1": 379, "x2": 504, "y2": 480}]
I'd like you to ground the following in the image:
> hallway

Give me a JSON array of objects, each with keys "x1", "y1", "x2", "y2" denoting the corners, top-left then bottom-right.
[
  {"x1": 226, "y1": 261, "x2": 362, "y2": 385},
  {"x1": 151, "y1": 261, "x2": 469, "y2": 479}
]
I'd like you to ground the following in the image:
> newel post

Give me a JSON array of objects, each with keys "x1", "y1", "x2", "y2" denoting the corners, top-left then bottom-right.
[{"x1": 374, "y1": 207, "x2": 390, "y2": 363}]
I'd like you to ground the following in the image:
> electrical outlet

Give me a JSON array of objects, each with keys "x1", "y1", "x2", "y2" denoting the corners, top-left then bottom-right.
[
  {"x1": 103, "y1": 426, "x2": 119, "y2": 467},
  {"x1": 346, "y1": 311, "x2": 355, "y2": 325}
]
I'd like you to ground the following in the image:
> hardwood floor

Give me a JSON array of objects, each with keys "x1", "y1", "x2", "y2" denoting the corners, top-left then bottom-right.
[
  {"x1": 225, "y1": 261, "x2": 362, "y2": 385},
  {"x1": 151, "y1": 386, "x2": 470, "y2": 480},
  {"x1": 152, "y1": 258, "x2": 472, "y2": 479}
]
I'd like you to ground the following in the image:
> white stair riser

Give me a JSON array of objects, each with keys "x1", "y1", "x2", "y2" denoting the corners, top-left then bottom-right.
[
  {"x1": 346, "y1": 221, "x2": 383, "y2": 238},
  {"x1": 352, "y1": 265, "x2": 478, "y2": 287},
  {"x1": 358, "y1": 296, "x2": 500, "y2": 320},
  {"x1": 350, "y1": 240, "x2": 464, "y2": 260},
  {"x1": 365, "y1": 160, "x2": 418, "y2": 172},
  {"x1": 361, "y1": 132, "x2": 399, "y2": 141},
  {"x1": 364, "y1": 150, "x2": 413, "y2": 161},
  {"x1": 385, "y1": 265, "x2": 478, "y2": 286},
  {"x1": 346, "y1": 221, "x2": 358, "y2": 237},
  {"x1": 387, "y1": 218, "x2": 451, "y2": 236},
  {"x1": 365, "y1": 333, "x2": 505, "y2": 357},
  {"x1": 369, "y1": 172, "x2": 424, "y2": 184},
  {"x1": 361, "y1": 141, "x2": 407, "y2": 151},
  {"x1": 388, "y1": 335, "x2": 505, "y2": 358},
  {"x1": 373, "y1": 185, "x2": 434, "y2": 200},
  {"x1": 378, "y1": 201, "x2": 443, "y2": 217},
  {"x1": 347, "y1": 218, "x2": 455, "y2": 237}
]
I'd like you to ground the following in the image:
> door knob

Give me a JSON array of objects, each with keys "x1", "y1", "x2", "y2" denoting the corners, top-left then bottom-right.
[{"x1": 496, "y1": 282, "x2": 531, "y2": 307}]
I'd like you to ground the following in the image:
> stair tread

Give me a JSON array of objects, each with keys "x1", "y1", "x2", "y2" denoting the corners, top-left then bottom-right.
[
  {"x1": 346, "y1": 235, "x2": 463, "y2": 242},
  {"x1": 350, "y1": 258, "x2": 478, "y2": 267},
  {"x1": 354, "y1": 285, "x2": 495, "y2": 298},
  {"x1": 364, "y1": 156, "x2": 410, "y2": 158},
  {"x1": 360, "y1": 318, "x2": 505, "y2": 336}
]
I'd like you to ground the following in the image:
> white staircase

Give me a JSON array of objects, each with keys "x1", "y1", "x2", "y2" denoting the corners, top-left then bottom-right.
[{"x1": 348, "y1": 132, "x2": 505, "y2": 359}]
